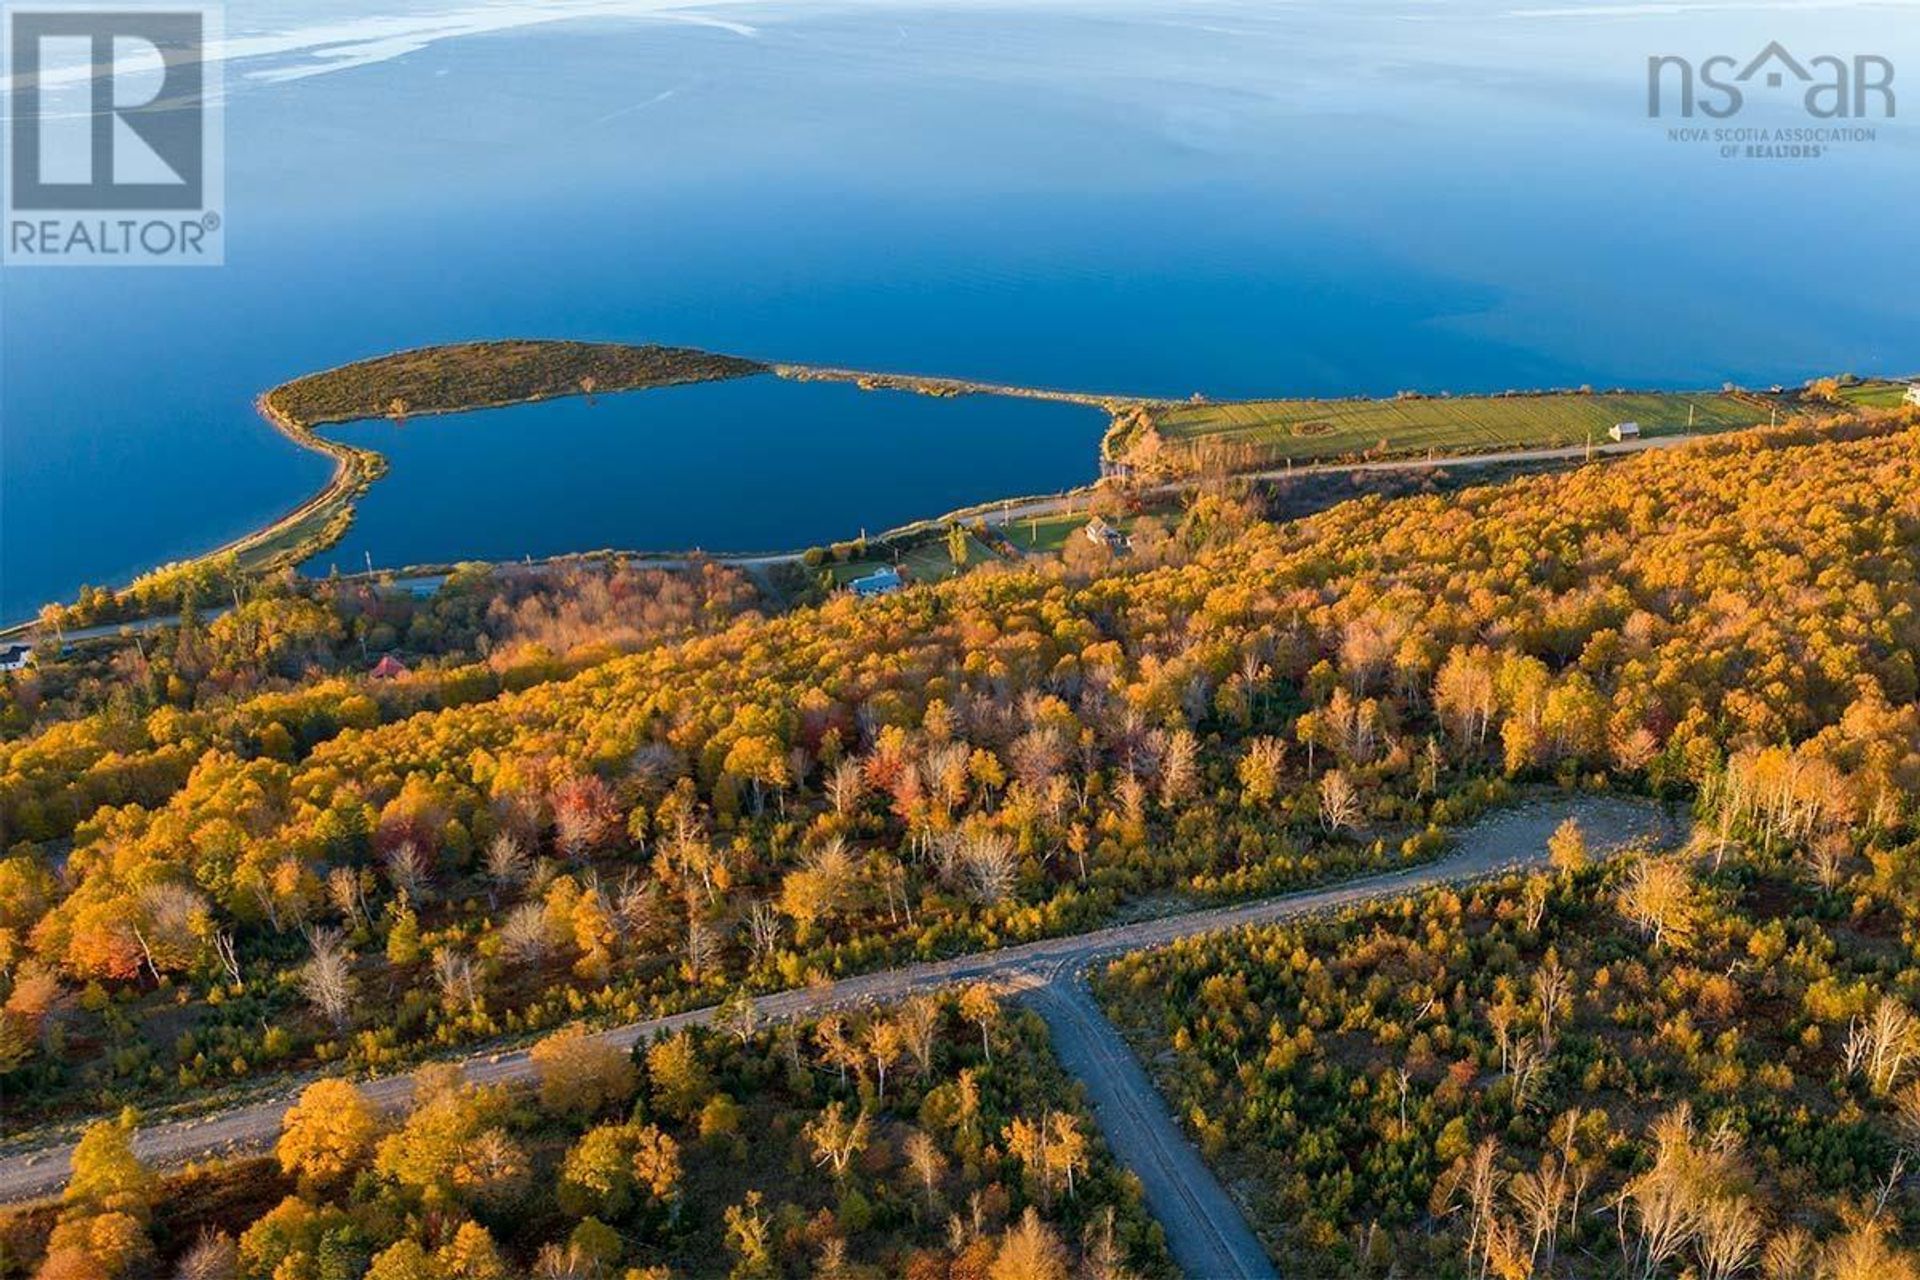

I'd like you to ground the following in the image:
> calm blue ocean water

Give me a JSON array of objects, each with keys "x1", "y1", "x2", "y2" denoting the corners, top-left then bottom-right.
[
  {"x1": 4, "y1": 0, "x2": 1917, "y2": 621},
  {"x1": 308, "y1": 378, "x2": 1103, "y2": 572}
]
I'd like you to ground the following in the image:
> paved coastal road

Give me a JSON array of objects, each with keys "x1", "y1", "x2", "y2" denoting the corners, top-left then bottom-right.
[
  {"x1": 0, "y1": 796, "x2": 1682, "y2": 1273},
  {"x1": 969, "y1": 433, "x2": 1698, "y2": 531}
]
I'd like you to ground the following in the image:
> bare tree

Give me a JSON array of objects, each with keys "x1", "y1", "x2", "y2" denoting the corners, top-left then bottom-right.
[
  {"x1": 614, "y1": 876, "x2": 669, "y2": 945},
  {"x1": 1807, "y1": 830, "x2": 1850, "y2": 891},
  {"x1": 326, "y1": 866, "x2": 369, "y2": 931},
  {"x1": 1008, "y1": 726, "x2": 1068, "y2": 795},
  {"x1": 1846, "y1": 996, "x2": 1920, "y2": 1095},
  {"x1": 173, "y1": 1230, "x2": 239, "y2": 1280},
  {"x1": 904, "y1": 1128, "x2": 946, "y2": 1211},
  {"x1": 483, "y1": 831, "x2": 531, "y2": 906},
  {"x1": 1509, "y1": 1158, "x2": 1567, "y2": 1276},
  {"x1": 745, "y1": 900, "x2": 783, "y2": 968},
  {"x1": 1508, "y1": 1035, "x2": 1546, "y2": 1111},
  {"x1": 1160, "y1": 728, "x2": 1199, "y2": 807},
  {"x1": 1615, "y1": 1107, "x2": 1701, "y2": 1280},
  {"x1": 959, "y1": 830, "x2": 1018, "y2": 905},
  {"x1": 896, "y1": 994, "x2": 940, "y2": 1078},
  {"x1": 212, "y1": 930, "x2": 243, "y2": 986},
  {"x1": 384, "y1": 841, "x2": 429, "y2": 902},
  {"x1": 1451, "y1": 1137, "x2": 1506, "y2": 1280},
  {"x1": 826, "y1": 757, "x2": 867, "y2": 817},
  {"x1": 499, "y1": 901, "x2": 554, "y2": 966},
  {"x1": 683, "y1": 915, "x2": 718, "y2": 982},
  {"x1": 431, "y1": 945, "x2": 478, "y2": 1010},
  {"x1": 301, "y1": 928, "x2": 356, "y2": 1028},
  {"x1": 1697, "y1": 1194, "x2": 1764, "y2": 1280},
  {"x1": 715, "y1": 987, "x2": 759, "y2": 1046},
  {"x1": 1318, "y1": 769, "x2": 1364, "y2": 834},
  {"x1": 1762, "y1": 1228, "x2": 1817, "y2": 1280},
  {"x1": 1534, "y1": 950, "x2": 1573, "y2": 1050},
  {"x1": 1610, "y1": 1103, "x2": 1758, "y2": 1280}
]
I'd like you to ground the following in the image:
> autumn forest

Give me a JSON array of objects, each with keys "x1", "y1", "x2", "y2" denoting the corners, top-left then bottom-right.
[{"x1": 3, "y1": 405, "x2": 1919, "y2": 1278}]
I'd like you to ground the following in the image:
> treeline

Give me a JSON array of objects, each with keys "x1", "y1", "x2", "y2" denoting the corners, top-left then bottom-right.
[
  {"x1": 4, "y1": 989, "x2": 1168, "y2": 1279},
  {"x1": 2, "y1": 414, "x2": 1917, "y2": 1130}
]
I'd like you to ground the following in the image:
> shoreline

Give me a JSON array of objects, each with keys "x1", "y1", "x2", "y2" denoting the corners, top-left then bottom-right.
[
  {"x1": 7, "y1": 341, "x2": 1893, "y2": 637},
  {"x1": 229, "y1": 394, "x2": 386, "y2": 572}
]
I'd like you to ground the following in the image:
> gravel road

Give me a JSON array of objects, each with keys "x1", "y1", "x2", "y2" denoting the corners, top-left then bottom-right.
[{"x1": 0, "y1": 792, "x2": 1683, "y2": 1276}]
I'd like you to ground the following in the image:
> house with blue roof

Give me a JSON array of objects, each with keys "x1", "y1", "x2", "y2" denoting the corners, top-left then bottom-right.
[{"x1": 849, "y1": 566, "x2": 904, "y2": 598}]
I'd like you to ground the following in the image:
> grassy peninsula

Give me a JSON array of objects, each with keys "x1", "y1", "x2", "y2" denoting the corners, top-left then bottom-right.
[{"x1": 264, "y1": 340, "x2": 764, "y2": 426}]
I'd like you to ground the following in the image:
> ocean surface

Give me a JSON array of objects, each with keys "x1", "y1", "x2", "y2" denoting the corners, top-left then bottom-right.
[{"x1": 4, "y1": 0, "x2": 1918, "y2": 621}]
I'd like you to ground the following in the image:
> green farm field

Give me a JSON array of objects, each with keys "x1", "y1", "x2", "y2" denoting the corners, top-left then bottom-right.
[
  {"x1": 1149, "y1": 390, "x2": 1765, "y2": 464},
  {"x1": 1832, "y1": 379, "x2": 1916, "y2": 409}
]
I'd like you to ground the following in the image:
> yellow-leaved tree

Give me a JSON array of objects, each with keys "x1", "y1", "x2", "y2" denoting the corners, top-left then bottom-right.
[{"x1": 277, "y1": 1078, "x2": 380, "y2": 1189}]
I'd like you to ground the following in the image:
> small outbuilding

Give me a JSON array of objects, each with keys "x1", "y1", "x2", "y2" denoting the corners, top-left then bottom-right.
[
  {"x1": 1904, "y1": 383, "x2": 1920, "y2": 407},
  {"x1": 849, "y1": 566, "x2": 904, "y2": 598},
  {"x1": 370, "y1": 655, "x2": 411, "y2": 680},
  {"x1": 1609, "y1": 422, "x2": 1642, "y2": 442},
  {"x1": 0, "y1": 643, "x2": 33, "y2": 673}
]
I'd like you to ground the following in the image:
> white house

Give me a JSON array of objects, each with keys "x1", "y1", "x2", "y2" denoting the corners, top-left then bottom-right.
[
  {"x1": 1904, "y1": 383, "x2": 1920, "y2": 407},
  {"x1": 1083, "y1": 516, "x2": 1130, "y2": 552},
  {"x1": 1609, "y1": 422, "x2": 1642, "y2": 442},
  {"x1": 0, "y1": 643, "x2": 33, "y2": 673}
]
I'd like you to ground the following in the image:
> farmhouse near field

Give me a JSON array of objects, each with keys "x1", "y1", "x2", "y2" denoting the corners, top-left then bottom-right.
[
  {"x1": 1084, "y1": 516, "x2": 1130, "y2": 552},
  {"x1": 1610, "y1": 421, "x2": 1642, "y2": 441},
  {"x1": 850, "y1": 566, "x2": 904, "y2": 598}
]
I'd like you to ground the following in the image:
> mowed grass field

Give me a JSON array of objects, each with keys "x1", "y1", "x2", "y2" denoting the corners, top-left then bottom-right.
[
  {"x1": 1003, "y1": 512, "x2": 1100, "y2": 555},
  {"x1": 1150, "y1": 391, "x2": 1765, "y2": 464},
  {"x1": 1832, "y1": 379, "x2": 1916, "y2": 409},
  {"x1": 827, "y1": 532, "x2": 997, "y2": 588}
]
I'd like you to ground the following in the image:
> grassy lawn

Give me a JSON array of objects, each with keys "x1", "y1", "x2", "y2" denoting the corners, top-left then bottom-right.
[
  {"x1": 828, "y1": 532, "x2": 998, "y2": 587},
  {"x1": 1148, "y1": 390, "x2": 1764, "y2": 465},
  {"x1": 1002, "y1": 512, "x2": 1098, "y2": 555},
  {"x1": 1832, "y1": 379, "x2": 1915, "y2": 409}
]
